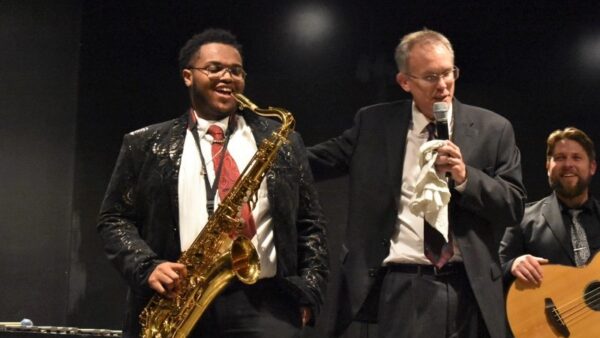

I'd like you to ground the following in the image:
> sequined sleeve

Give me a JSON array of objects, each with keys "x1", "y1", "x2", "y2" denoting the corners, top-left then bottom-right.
[
  {"x1": 97, "y1": 131, "x2": 162, "y2": 293},
  {"x1": 289, "y1": 131, "x2": 330, "y2": 318}
]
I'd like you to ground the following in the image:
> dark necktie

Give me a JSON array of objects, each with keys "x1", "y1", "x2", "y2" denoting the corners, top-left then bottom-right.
[
  {"x1": 568, "y1": 209, "x2": 590, "y2": 266},
  {"x1": 426, "y1": 122, "x2": 437, "y2": 141},
  {"x1": 207, "y1": 125, "x2": 256, "y2": 239},
  {"x1": 423, "y1": 122, "x2": 454, "y2": 268}
]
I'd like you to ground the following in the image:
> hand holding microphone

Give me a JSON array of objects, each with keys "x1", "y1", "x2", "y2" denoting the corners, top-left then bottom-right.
[{"x1": 431, "y1": 102, "x2": 466, "y2": 184}]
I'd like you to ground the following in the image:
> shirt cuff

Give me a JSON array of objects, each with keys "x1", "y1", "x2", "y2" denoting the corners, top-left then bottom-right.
[{"x1": 454, "y1": 178, "x2": 467, "y2": 192}]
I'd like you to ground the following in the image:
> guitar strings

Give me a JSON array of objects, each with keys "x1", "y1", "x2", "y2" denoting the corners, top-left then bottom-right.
[
  {"x1": 554, "y1": 287, "x2": 599, "y2": 320},
  {"x1": 560, "y1": 295, "x2": 600, "y2": 327},
  {"x1": 551, "y1": 285, "x2": 600, "y2": 325},
  {"x1": 561, "y1": 287, "x2": 600, "y2": 314},
  {"x1": 552, "y1": 282, "x2": 600, "y2": 315},
  {"x1": 556, "y1": 294, "x2": 600, "y2": 329},
  {"x1": 563, "y1": 290, "x2": 600, "y2": 319}
]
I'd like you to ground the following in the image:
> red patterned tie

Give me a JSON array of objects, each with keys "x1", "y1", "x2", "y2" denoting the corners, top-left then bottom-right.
[
  {"x1": 423, "y1": 122, "x2": 454, "y2": 268},
  {"x1": 207, "y1": 125, "x2": 256, "y2": 238}
]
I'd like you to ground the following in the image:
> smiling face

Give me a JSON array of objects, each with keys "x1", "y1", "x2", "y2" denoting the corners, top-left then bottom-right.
[
  {"x1": 182, "y1": 43, "x2": 245, "y2": 121},
  {"x1": 547, "y1": 139, "x2": 596, "y2": 204},
  {"x1": 396, "y1": 42, "x2": 456, "y2": 120}
]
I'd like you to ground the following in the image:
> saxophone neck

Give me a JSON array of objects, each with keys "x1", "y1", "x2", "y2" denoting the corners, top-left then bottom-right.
[{"x1": 232, "y1": 93, "x2": 295, "y2": 133}]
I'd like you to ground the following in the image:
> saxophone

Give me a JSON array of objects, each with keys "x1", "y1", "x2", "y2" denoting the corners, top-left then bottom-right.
[{"x1": 139, "y1": 93, "x2": 295, "y2": 338}]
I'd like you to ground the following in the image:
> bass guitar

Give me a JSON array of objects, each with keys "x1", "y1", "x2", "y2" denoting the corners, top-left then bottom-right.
[{"x1": 506, "y1": 254, "x2": 600, "y2": 337}]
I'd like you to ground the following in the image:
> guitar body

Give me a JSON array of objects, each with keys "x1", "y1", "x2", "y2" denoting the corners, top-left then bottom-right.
[{"x1": 506, "y1": 255, "x2": 600, "y2": 337}]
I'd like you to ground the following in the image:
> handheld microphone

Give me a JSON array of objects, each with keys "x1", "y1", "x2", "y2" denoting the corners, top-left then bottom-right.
[{"x1": 433, "y1": 102, "x2": 449, "y2": 140}]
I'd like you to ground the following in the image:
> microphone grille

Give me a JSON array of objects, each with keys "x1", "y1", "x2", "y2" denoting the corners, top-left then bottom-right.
[
  {"x1": 433, "y1": 102, "x2": 449, "y2": 122},
  {"x1": 433, "y1": 102, "x2": 448, "y2": 113}
]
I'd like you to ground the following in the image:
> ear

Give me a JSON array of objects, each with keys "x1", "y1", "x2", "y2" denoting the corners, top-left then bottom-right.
[
  {"x1": 396, "y1": 72, "x2": 411, "y2": 93},
  {"x1": 182, "y1": 69, "x2": 193, "y2": 87},
  {"x1": 546, "y1": 160, "x2": 551, "y2": 176},
  {"x1": 591, "y1": 160, "x2": 597, "y2": 176}
]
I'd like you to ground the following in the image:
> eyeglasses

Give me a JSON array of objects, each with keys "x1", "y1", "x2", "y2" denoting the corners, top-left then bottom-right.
[
  {"x1": 406, "y1": 66, "x2": 459, "y2": 84},
  {"x1": 188, "y1": 63, "x2": 247, "y2": 79}
]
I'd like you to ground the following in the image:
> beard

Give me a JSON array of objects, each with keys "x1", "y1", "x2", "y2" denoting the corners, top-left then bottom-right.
[{"x1": 549, "y1": 173, "x2": 592, "y2": 199}]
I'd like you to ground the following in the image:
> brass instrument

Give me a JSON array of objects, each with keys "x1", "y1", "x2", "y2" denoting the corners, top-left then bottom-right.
[{"x1": 140, "y1": 93, "x2": 295, "y2": 338}]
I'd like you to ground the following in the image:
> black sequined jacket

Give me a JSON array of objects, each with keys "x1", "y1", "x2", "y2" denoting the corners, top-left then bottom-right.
[{"x1": 97, "y1": 109, "x2": 328, "y2": 333}]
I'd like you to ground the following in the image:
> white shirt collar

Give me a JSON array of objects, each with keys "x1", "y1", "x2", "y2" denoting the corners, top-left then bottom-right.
[
  {"x1": 410, "y1": 102, "x2": 454, "y2": 136},
  {"x1": 192, "y1": 110, "x2": 231, "y2": 140}
]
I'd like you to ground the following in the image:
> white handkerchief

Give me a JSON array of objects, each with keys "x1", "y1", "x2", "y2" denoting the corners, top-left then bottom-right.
[{"x1": 408, "y1": 140, "x2": 451, "y2": 241}]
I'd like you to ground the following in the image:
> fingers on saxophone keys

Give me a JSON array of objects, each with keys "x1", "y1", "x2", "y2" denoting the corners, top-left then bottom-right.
[
  {"x1": 150, "y1": 281, "x2": 166, "y2": 295},
  {"x1": 167, "y1": 264, "x2": 186, "y2": 280},
  {"x1": 172, "y1": 263, "x2": 188, "y2": 278},
  {"x1": 163, "y1": 290, "x2": 177, "y2": 299},
  {"x1": 159, "y1": 279, "x2": 179, "y2": 299}
]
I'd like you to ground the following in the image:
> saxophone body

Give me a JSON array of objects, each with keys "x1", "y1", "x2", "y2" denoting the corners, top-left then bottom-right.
[{"x1": 140, "y1": 93, "x2": 295, "y2": 338}]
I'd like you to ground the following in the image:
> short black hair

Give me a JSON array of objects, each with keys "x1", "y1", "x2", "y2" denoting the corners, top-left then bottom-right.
[{"x1": 178, "y1": 28, "x2": 243, "y2": 73}]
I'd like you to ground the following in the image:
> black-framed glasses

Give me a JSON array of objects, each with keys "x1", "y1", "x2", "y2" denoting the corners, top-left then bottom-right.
[
  {"x1": 406, "y1": 66, "x2": 459, "y2": 84},
  {"x1": 188, "y1": 63, "x2": 247, "y2": 79}
]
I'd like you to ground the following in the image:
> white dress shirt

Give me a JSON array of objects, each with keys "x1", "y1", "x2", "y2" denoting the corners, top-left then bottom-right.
[
  {"x1": 178, "y1": 113, "x2": 276, "y2": 278},
  {"x1": 384, "y1": 102, "x2": 462, "y2": 265}
]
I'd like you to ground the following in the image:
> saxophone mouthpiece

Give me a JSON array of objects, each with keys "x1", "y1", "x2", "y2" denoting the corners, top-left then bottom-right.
[{"x1": 232, "y1": 93, "x2": 258, "y2": 111}]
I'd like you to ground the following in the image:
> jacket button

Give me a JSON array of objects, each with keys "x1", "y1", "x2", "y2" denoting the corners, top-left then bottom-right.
[
  {"x1": 368, "y1": 268, "x2": 378, "y2": 277},
  {"x1": 381, "y1": 239, "x2": 389, "y2": 247}
]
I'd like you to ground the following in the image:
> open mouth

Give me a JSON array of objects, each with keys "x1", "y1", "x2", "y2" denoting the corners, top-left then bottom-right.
[
  {"x1": 215, "y1": 87, "x2": 233, "y2": 96},
  {"x1": 560, "y1": 173, "x2": 580, "y2": 184}
]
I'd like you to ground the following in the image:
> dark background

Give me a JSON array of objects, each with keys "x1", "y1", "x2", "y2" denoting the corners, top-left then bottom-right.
[{"x1": 1, "y1": 1, "x2": 599, "y2": 337}]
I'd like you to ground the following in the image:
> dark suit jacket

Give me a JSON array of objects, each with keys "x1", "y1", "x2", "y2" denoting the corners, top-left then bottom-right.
[
  {"x1": 499, "y1": 193, "x2": 600, "y2": 286},
  {"x1": 308, "y1": 98, "x2": 525, "y2": 338},
  {"x1": 97, "y1": 110, "x2": 328, "y2": 336}
]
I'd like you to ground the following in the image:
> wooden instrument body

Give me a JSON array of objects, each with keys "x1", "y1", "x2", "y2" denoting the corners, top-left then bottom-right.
[{"x1": 506, "y1": 255, "x2": 600, "y2": 338}]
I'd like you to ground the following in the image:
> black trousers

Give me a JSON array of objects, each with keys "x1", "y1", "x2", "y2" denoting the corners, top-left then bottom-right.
[
  {"x1": 376, "y1": 263, "x2": 490, "y2": 338},
  {"x1": 190, "y1": 278, "x2": 303, "y2": 338}
]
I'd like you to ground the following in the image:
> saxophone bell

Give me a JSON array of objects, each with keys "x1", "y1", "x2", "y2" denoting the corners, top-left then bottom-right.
[{"x1": 231, "y1": 236, "x2": 260, "y2": 284}]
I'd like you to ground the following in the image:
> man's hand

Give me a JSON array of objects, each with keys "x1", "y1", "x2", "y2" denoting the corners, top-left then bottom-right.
[
  {"x1": 511, "y1": 254, "x2": 549, "y2": 285},
  {"x1": 434, "y1": 140, "x2": 466, "y2": 185},
  {"x1": 300, "y1": 306, "x2": 311, "y2": 327},
  {"x1": 148, "y1": 262, "x2": 188, "y2": 299}
]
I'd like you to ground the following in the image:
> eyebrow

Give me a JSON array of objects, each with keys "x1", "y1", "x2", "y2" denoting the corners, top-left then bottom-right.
[
  {"x1": 204, "y1": 61, "x2": 243, "y2": 67},
  {"x1": 424, "y1": 68, "x2": 454, "y2": 74}
]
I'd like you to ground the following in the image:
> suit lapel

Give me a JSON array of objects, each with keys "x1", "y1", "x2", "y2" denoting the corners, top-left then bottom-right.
[
  {"x1": 242, "y1": 109, "x2": 271, "y2": 144},
  {"x1": 168, "y1": 113, "x2": 191, "y2": 231},
  {"x1": 543, "y1": 194, "x2": 575, "y2": 264},
  {"x1": 241, "y1": 108, "x2": 277, "y2": 192},
  {"x1": 450, "y1": 99, "x2": 477, "y2": 161},
  {"x1": 385, "y1": 102, "x2": 411, "y2": 199},
  {"x1": 443, "y1": 100, "x2": 475, "y2": 246}
]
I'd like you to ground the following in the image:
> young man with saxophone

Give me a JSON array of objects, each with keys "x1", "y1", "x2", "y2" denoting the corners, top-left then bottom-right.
[{"x1": 97, "y1": 28, "x2": 328, "y2": 338}]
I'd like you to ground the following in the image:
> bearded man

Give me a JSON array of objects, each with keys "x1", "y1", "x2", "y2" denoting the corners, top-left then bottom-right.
[{"x1": 500, "y1": 127, "x2": 600, "y2": 288}]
